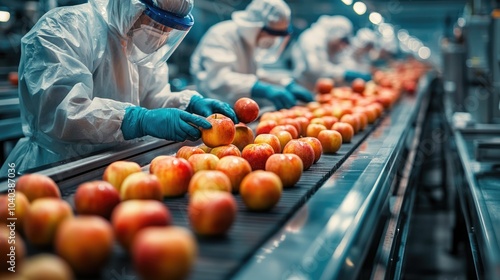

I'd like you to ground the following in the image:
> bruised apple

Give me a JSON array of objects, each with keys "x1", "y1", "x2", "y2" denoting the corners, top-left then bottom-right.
[
  {"x1": 201, "y1": 114, "x2": 235, "y2": 148},
  {"x1": 234, "y1": 97, "x2": 260, "y2": 124},
  {"x1": 74, "y1": 180, "x2": 121, "y2": 219},
  {"x1": 215, "y1": 156, "x2": 252, "y2": 193},
  {"x1": 231, "y1": 123, "x2": 255, "y2": 151},
  {"x1": 188, "y1": 190, "x2": 237, "y2": 236},
  {"x1": 24, "y1": 198, "x2": 73, "y2": 247},
  {"x1": 176, "y1": 146, "x2": 205, "y2": 160},
  {"x1": 188, "y1": 170, "x2": 232, "y2": 195},
  {"x1": 132, "y1": 226, "x2": 197, "y2": 280},
  {"x1": 187, "y1": 153, "x2": 220, "y2": 172},
  {"x1": 16, "y1": 173, "x2": 61, "y2": 202},
  {"x1": 151, "y1": 157, "x2": 193, "y2": 197},
  {"x1": 103, "y1": 161, "x2": 142, "y2": 191},
  {"x1": 240, "y1": 171, "x2": 282, "y2": 211},
  {"x1": 265, "y1": 154, "x2": 303, "y2": 188},
  {"x1": 241, "y1": 143, "x2": 275, "y2": 171},
  {"x1": 282, "y1": 140, "x2": 315, "y2": 171},
  {"x1": 111, "y1": 200, "x2": 172, "y2": 250},
  {"x1": 55, "y1": 216, "x2": 114, "y2": 276},
  {"x1": 120, "y1": 172, "x2": 163, "y2": 201}
]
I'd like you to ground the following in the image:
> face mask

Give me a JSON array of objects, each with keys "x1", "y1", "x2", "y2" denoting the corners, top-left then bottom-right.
[{"x1": 132, "y1": 25, "x2": 169, "y2": 54}]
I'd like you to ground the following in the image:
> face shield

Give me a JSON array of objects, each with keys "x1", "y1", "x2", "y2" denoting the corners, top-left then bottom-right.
[
  {"x1": 254, "y1": 26, "x2": 292, "y2": 65},
  {"x1": 126, "y1": 0, "x2": 194, "y2": 67}
]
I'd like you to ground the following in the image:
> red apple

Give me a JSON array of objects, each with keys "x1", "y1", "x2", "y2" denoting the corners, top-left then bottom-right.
[
  {"x1": 353, "y1": 112, "x2": 368, "y2": 131},
  {"x1": 255, "y1": 119, "x2": 278, "y2": 135},
  {"x1": 265, "y1": 154, "x2": 303, "y2": 188},
  {"x1": 316, "y1": 78, "x2": 335, "y2": 94},
  {"x1": 149, "y1": 155, "x2": 174, "y2": 174},
  {"x1": 55, "y1": 216, "x2": 114, "y2": 276},
  {"x1": 270, "y1": 124, "x2": 299, "y2": 139},
  {"x1": 111, "y1": 200, "x2": 172, "y2": 250},
  {"x1": 198, "y1": 144, "x2": 212, "y2": 153},
  {"x1": 232, "y1": 124, "x2": 255, "y2": 151},
  {"x1": 24, "y1": 198, "x2": 73, "y2": 247},
  {"x1": 321, "y1": 116, "x2": 338, "y2": 128},
  {"x1": 351, "y1": 78, "x2": 366, "y2": 93},
  {"x1": 241, "y1": 143, "x2": 275, "y2": 171},
  {"x1": 277, "y1": 118, "x2": 303, "y2": 137},
  {"x1": 272, "y1": 130, "x2": 293, "y2": 151},
  {"x1": 306, "y1": 123, "x2": 327, "y2": 138},
  {"x1": 74, "y1": 180, "x2": 121, "y2": 219},
  {"x1": 254, "y1": 133, "x2": 281, "y2": 153},
  {"x1": 340, "y1": 114, "x2": 360, "y2": 134},
  {"x1": 120, "y1": 172, "x2": 163, "y2": 201},
  {"x1": 151, "y1": 157, "x2": 193, "y2": 197},
  {"x1": 240, "y1": 171, "x2": 282, "y2": 211},
  {"x1": 309, "y1": 117, "x2": 326, "y2": 126},
  {"x1": 210, "y1": 144, "x2": 242, "y2": 158},
  {"x1": 103, "y1": 161, "x2": 142, "y2": 191},
  {"x1": 16, "y1": 174, "x2": 60, "y2": 202},
  {"x1": 188, "y1": 170, "x2": 232, "y2": 195},
  {"x1": 188, "y1": 190, "x2": 237, "y2": 236},
  {"x1": 201, "y1": 114, "x2": 236, "y2": 148},
  {"x1": 20, "y1": 254, "x2": 74, "y2": 280},
  {"x1": 298, "y1": 137, "x2": 323, "y2": 163},
  {"x1": 332, "y1": 122, "x2": 354, "y2": 143},
  {"x1": 295, "y1": 116, "x2": 310, "y2": 137},
  {"x1": 187, "y1": 153, "x2": 220, "y2": 172},
  {"x1": 176, "y1": 146, "x2": 205, "y2": 160},
  {"x1": 215, "y1": 156, "x2": 252, "y2": 193},
  {"x1": 0, "y1": 192, "x2": 30, "y2": 234},
  {"x1": 317, "y1": 130, "x2": 343, "y2": 154},
  {"x1": 132, "y1": 226, "x2": 197, "y2": 280},
  {"x1": 234, "y1": 97, "x2": 260, "y2": 123},
  {"x1": 0, "y1": 227, "x2": 25, "y2": 275},
  {"x1": 282, "y1": 140, "x2": 315, "y2": 171}
]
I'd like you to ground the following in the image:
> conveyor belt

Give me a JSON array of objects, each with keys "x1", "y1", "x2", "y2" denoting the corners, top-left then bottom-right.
[
  {"x1": 6, "y1": 73, "x2": 434, "y2": 280},
  {"x1": 42, "y1": 114, "x2": 382, "y2": 280}
]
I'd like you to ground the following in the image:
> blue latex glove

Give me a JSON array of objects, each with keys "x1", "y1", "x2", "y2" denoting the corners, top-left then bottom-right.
[
  {"x1": 251, "y1": 81, "x2": 296, "y2": 110},
  {"x1": 286, "y1": 81, "x2": 314, "y2": 103},
  {"x1": 186, "y1": 95, "x2": 238, "y2": 124},
  {"x1": 344, "y1": 71, "x2": 372, "y2": 82},
  {"x1": 121, "y1": 107, "x2": 212, "y2": 142}
]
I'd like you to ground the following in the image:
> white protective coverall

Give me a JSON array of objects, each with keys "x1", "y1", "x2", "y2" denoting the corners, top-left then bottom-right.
[
  {"x1": 291, "y1": 15, "x2": 354, "y2": 91},
  {"x1": 1, "y1": 0, "x2": 198, "y2": 175},
  {"x1": 339, "y1": 28, "x2": 377, "y2": 74},
  {"x1": 190, "y1": 0, "x2": 292, "y2": 106}
]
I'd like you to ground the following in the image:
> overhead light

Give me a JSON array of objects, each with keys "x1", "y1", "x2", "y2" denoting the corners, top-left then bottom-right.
[
  {"x1": 378, "y1": 23, "x2": 394, "y2": 38},
  {"x1": 457, "y1": 17, "x2": 465, "y2": 27},
  {"x1": 418, "y1": 46, "x2": 431, "y2": 59},
  {"x1": 397, "y1": 29, "x2": 409, "y2": 42},
  {"x1": 342, "y1": 0, "x2": 353, "y2": 5},
  {"x1": 369, "y1": 12, "x2": 383, "y2": 25},
  {"x1": 0, "y1": 11, "x2": 10, "y2": 23},
  {"x1": 353, "y1": 2, "x2": 367, "y2": 15}
]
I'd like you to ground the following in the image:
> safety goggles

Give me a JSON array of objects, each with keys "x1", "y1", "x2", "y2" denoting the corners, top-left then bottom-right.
[
  {"x1": 127, "y1": 0, "x2": 194, "y2": 67},
  {"x1": 254, "y1": 27, "x2": 292, "y2": 65}
]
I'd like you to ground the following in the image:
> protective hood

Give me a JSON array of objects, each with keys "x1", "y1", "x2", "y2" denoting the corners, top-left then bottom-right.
[{"x1": 90, "y1": 0, "x2": 146, "y2": 39}]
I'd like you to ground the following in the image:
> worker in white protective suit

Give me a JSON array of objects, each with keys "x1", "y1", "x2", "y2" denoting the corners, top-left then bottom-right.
[
  {"x1": 190, "y1": 0, "x2": 314, "y2": 110},
  {"x1": 373, "y1": 35, "x2": 400, "y2": 68},
  {"x1": 339, "y1": 28, "x2": 377, "y2": 76},
  {"x1": 291, "y1": 15, "x2": 371, "y2": 91},
  {"x1": 0, "y1": 0, "x2": 238, "y2": 175}
]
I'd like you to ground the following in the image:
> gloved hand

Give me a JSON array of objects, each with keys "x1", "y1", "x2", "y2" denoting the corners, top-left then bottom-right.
[
  {"x1": 286, "y1": 81, "x2": 314, "y2": 103},
  {"x1": 344, "y1": 70, "x2": 372, "y2": 82},
  {"x1": 121, "y1": 107, "x2": 212, "y2": 142},
  {"x1": 251, "y1": 81, "x2": 296, "y2": 110},
  {"x1": 186, "y1": 95, "x2": 238, "y2": 124}
]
